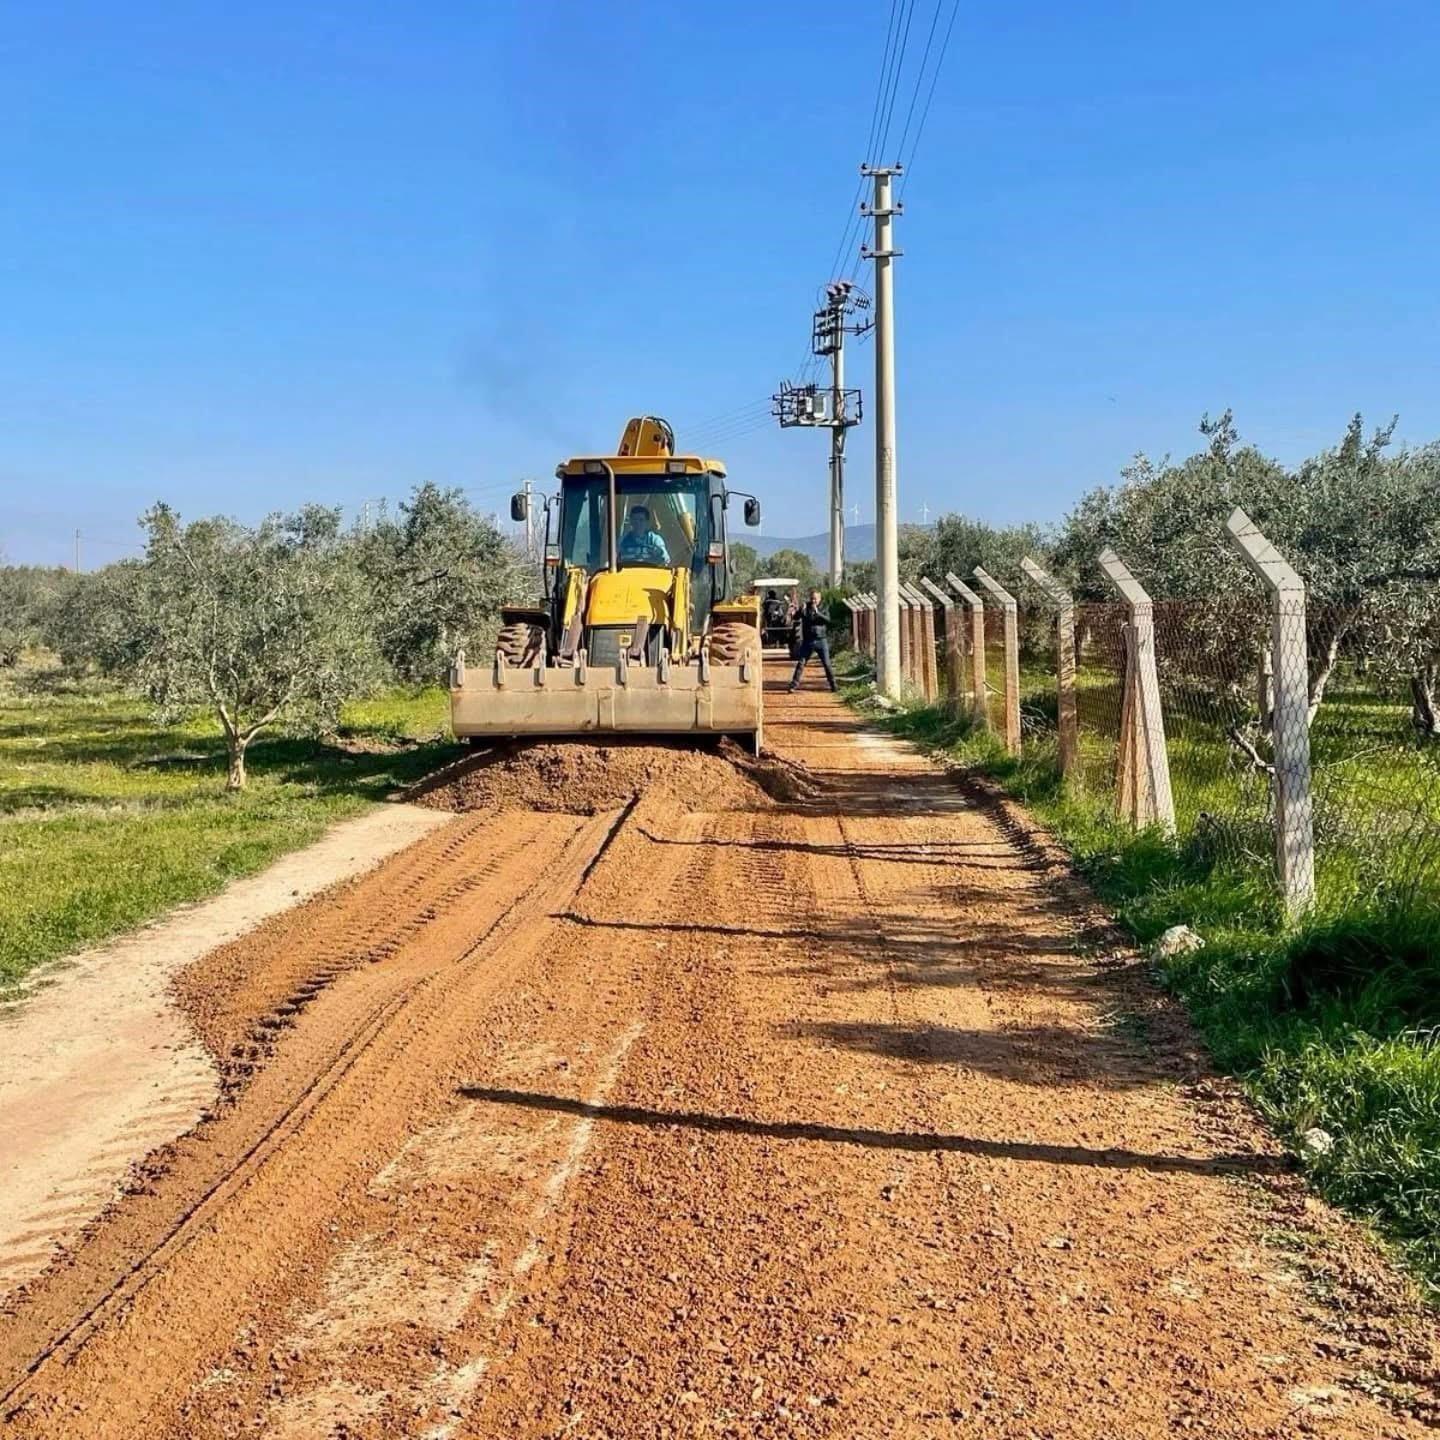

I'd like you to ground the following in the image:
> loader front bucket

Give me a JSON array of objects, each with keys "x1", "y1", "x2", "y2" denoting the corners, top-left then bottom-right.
[{"x1": 450, "y1": 651, "x2": 764, "y2": 753}]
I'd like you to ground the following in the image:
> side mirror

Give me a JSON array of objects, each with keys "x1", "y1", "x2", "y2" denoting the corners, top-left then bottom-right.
[
  {"x1": 510, "y1": 492, "x2": 528, "y2": 523},
  {"x1": 743, "y1": 498, "x2": 761, "y2": 528}
]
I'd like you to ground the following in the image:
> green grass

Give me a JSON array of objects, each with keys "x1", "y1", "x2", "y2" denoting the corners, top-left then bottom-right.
[
  {"x1": 0, "y1": 661, "x2": 459, "y2": 995},
  {"x1": 839, "y1": 663, "x2": 1440, "y2": 1300}
]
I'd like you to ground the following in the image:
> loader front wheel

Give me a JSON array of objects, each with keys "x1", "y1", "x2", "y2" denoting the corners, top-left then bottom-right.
[
  {"x1": 496, "y1": 622, "x2": 545, "y2": 668},
  {"x1": 708, "y1": 622, "x2": 759, "y2": 668}
]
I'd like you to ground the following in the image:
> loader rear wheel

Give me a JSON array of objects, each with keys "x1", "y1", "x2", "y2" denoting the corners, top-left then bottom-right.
[
  {"x1": 708, "y1": 622, "x2": 760, "y2": 667},
  {"x1": 496, "y1": 622, "x2": 545, "y2": 667}
]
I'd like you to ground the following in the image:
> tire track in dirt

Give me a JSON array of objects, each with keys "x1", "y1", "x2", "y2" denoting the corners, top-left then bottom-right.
[
  {"x1": 0, "y1": 807, "x2": 626, "y2": 1432},
  {"x1": 462, "y1": 676, "x2": 1437, "y2": 1438},
  {"x1": 3, "y1": 674, "x2": 1437, "y2": 1437}
]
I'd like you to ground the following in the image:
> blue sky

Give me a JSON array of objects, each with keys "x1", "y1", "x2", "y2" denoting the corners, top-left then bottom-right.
[{"x1": 4, "y1": 1, "x2": 1439, "y2": 566}]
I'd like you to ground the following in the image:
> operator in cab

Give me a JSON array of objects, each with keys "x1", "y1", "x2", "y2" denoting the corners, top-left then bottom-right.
[{"x1": 618, "y1": 505, "x2": 671, "y2": 567}]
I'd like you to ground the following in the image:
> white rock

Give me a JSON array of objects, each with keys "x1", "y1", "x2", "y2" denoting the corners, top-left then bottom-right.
[
  {"x1": 1301, "y1": 1127, "x2": 1335, "y2": 1157},
  {"x1": 1152, "y1": 924, "x2": 1205, "y2": 959}
]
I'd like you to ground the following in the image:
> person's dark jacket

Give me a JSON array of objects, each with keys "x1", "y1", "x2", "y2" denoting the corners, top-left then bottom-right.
[{"x1": 798, "y1": 600, "x2": 830, "y2": 645}]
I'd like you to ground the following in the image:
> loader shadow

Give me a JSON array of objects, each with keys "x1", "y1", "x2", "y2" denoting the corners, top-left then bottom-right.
[
  {"x1": 793, "y1": 772, "x2": 976, "y2": 818},
  {"x1": 781, "y1": 1018, "x2": 1161, "y2": 1091},
  {"x1": 558, "y1": 912, "x2": 838, "y2": 945},
  {"x1": 456, "y1": 1087, "x2": 1287, "y2": 1177},
  {"x1": 636, "y1": 827, "x2": 1036, "y2": 868}
]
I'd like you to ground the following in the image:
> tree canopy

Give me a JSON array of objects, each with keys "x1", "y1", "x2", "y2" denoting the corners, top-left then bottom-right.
[
  {"x1": 357, "y1": 483, "x2": 529, "y2": 683},
  {"x1": 756, "y1": 547, "x2": 822, "y2": 592},
  {"x1": 119, "y1": 504, "x2": 380, "y2": 788}
]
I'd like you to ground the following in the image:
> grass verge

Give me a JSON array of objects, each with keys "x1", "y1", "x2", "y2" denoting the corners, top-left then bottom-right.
[
  {"x1": 0, "y1": 662, "x2": 458, "y2": 996},
  {"x1": 838, "y1": 660, "x2": 1440, "y2": 1300}
]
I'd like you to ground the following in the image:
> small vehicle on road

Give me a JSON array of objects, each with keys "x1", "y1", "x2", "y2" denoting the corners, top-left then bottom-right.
[{"x1": 754, "y1": 577, "x2": 800, "y2": 653}]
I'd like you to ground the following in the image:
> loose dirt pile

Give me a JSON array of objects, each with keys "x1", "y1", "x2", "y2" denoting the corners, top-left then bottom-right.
[{"x1": 410, "y1": 740, "x2": 780, "y2": 815}]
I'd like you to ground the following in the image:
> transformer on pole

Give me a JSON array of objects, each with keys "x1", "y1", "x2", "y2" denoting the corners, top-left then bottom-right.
[{"x1": 772, "y1": 282, "x2": 869, "y2": 585}]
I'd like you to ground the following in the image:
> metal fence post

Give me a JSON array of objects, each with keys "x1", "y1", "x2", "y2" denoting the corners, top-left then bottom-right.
[
  {"x1": 919, "y1": 577, "x2": 963, "y2": 718},
  {"x1": 1020, "y1": 557, "x2": 1078, "y2": 780},
  {"x1": 1225, "y1": 508, "x2": 1316, "y2": 916},
  {"x1": 972, "y1": 567, "x2": 1022, "y2": 755},
  {"x1": 1097, "y1": 549, "x2": 1175, "y2": 834},
  {"x1": 947, "y1": 573, "x2": 988, "y2": 729}
]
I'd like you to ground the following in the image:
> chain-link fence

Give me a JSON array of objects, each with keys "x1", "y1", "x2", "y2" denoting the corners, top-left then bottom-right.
[
  {"x1": 851, "y1": 530, "x2": 1440, "y2": 910},
  {"x1": 929, "y1": 579, "x2": 1440, "y2": 911}
]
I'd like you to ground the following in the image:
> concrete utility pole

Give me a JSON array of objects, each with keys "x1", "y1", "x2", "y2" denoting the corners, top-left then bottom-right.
[
  {"x1": 521, "y1": 479, "x2": 536, "y2": 562},
  {"x1": 827, "y1": 297, "x2": 847, "y2": 585},
  {"x1": 73, "y1": 529, "x2": 81, "y2": 573},
  {"x1": 863, "y1": 164, "x2": 902, "y2": 697}
]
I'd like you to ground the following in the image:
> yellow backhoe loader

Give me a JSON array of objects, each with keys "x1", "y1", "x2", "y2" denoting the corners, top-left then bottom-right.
[{"x1": 450, "y1": 417, "x2": 765, "y2": 751}]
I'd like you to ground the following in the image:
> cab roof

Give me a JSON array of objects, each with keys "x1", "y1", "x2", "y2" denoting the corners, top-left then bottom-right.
[{"x1": 555, "y1": 454, "x2": 726, "y2": 479}]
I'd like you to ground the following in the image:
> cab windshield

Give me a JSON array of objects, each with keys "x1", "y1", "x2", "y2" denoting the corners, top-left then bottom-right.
[{"x1": 559, "y1": 474, "x2": 710, "y2": 573}]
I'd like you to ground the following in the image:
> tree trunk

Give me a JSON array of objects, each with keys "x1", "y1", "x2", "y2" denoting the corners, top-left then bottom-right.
[
  {"x1": 226, "y1": 735, "x2": 248, "y2": 790},
  {"x1": 1411, "y1": 664, "x2": 1440, "y2": 739},
  {"x1": 1307, "y1": 624, "x2": 1345, "y2": 727}
]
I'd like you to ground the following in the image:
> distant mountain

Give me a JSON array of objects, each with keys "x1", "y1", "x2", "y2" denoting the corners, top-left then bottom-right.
[{"x1": 754, "y1": 525, "x2": 875, "y2": 570}]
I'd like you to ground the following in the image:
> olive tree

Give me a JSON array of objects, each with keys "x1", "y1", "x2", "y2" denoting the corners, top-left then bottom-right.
[
  {"x1": 728, "y1": 541, "x2": 759, "y2": 596},
  {"x1": 359, "y1": 483, "x2": 529, "y2": 685},
  {"x1": 1053, "y1": 413, "x2": 1440, "y2": 726},
  {"x1": 126, "y1": 504, "x2": 379, "y2": 789},
  {"x1": 43, "y1": 561, "x2": 144, "y2": 674},
  {"x1": 757, "y1": 547, "x2": 822, "y2": 592},
  {"x1": 0, "y1": 563, "x2": 79, "y2": 666}
]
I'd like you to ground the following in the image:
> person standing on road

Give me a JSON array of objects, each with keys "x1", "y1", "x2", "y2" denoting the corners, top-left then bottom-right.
[{"x1": 787, "y1": 590, "x2": 837, "y2": 693}]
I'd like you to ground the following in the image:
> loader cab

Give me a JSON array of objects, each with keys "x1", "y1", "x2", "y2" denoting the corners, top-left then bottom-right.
[
  {"x1": 549, "y1": 457, "x2": 757, "y2": 622},
  {"x1": 556, "y1": 472, "x2": 709, "y2": 578}
]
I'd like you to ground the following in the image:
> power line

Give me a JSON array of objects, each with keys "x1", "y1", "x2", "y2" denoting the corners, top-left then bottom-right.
[
  {"x1": 686, "y1": 406, "x2": 774, "y2": 448},
  {"x1": 873, "y1": 0, "x2": 918, "y2": 164},
  {"x1": 799, "y1": 0, "x2": 917, "y2": 385},
  {"x1": 691, "y1": 412, "x2": 778, "y2": 451},
  {"x1": 899, "y1": 0, "x2": 961, "y2": 191},
  {"x1": 795, "y1": 0, "x2": 906, "y2": 385},
  {"x1": 681, "y1": 397, "x2": 773, "y2": 436},
  {"x1": 894, "y1": 0, "x2": 946, "y2": 164}
]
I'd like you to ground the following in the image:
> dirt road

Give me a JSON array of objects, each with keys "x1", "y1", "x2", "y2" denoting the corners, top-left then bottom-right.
[{"x1": 2, "y1": 669, "x2": 1434, "y2": 1437}]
